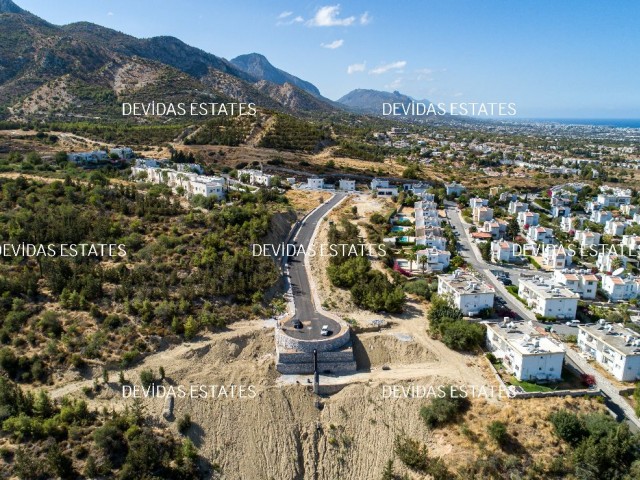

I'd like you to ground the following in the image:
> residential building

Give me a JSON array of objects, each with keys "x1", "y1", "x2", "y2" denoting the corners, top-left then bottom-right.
[
  {"x1": 596, "y1": 191, "x2": 632, "y2": 208},
  {"x1": 377, "y1": 186, "x2": 399, "y2": 197},
  {"x1": 491, "y1": 240, "x2": 517, "y2": 263},
  {"x1": 131, "y1": 165, "x2": 225, "y2": 199},
  {"x1": 622, "y1": 235, "x2": 640, "y2": 254},
  {"x1": 469, "y1": 197, "x2": 489, "y2": 209},
  {"x1": 518, "y1": 278, "x2": 579, "y2": 319},
  {"x1": 517, "y1": 210, "x2": 539, "y2": 229},
  {"x1": 486, "y1": 322, "x2": 564, "y2": 381},
  {"x1": 604, "y1": 220, "x2": 626, "y2": 236},
  {"x1": 177, "y1": 163, "x2": 204, "y2": 174},
  {"x1": 370, "y1": 178, "x2": 389, "y2": 190},
  {"x1": 473, "y1": 206, "x2": 494, "y2": 224},
  {"x1": 590, "y1": 210, "x2": 613, "y2": 225},
  {"x1": 338, "y1": 179, "x2": 356, "y2": 191},
  {"x1": 109, "y1": 147, "x2": 134, "y2": 159},
  {"x1": 527, "y1": 226, "x2": 554, "y2": 245},
  {"x1": 578, "y1": 322, "x2": 640, "y2": 381},
  {"x1": 542, "y1": 246, "x2": 571, "y2": 269},
  {"x1": 601, "y1": 274, "x2": 640, "y2": 301},
  {"x1": 561, "y1": 216, "x2": 583, "y2": 233},
  {"x1": 307, "y1": 177, "x2": 325, "y2": 189},
  {"x1": 241, "y1": 169, "x2": 274, "y2": 186},
  {"x1": 415, "y1": 234, "x2": 447, "y2": 250},
  {"x1": 416, "y1": 248, "x2": 451, "y2": 272},
  {"x1": 596, "y1": 252, "x2": 628, "y2": 274},
  {"x1": 553, "y1": 270, "x2": 598, "y2": 299},
  {"x1": 574, "y1": 230, "x2": 601, "y2": 248},
  {"x1": 508, "y1": 201, "x2": 529, "y2": 215},
  {"x1": 621, "y1": 204, "x2": 638, "y2": 217},
  {"x1": 67, "y1": 150, "x2": 110, "y2": 164},
  {"x1": 444, "y1": 181, "x2": 465, "y2": 196},
  {"x1": 437, "y1": 270, "x2": 495, "y2": 316},
  {"x1": 551, "y1": 205, "x2": 571, "y2": 218}
]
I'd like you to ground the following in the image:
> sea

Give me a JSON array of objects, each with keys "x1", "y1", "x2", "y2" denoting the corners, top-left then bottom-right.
[{"x1": 531, "y1": 118, "x2": 640, "y2": 129}]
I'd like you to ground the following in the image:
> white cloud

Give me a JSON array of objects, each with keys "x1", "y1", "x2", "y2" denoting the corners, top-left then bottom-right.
[
  {"x1": 277, "y1": 14, "x2": 304, "y2": 26},
  {"x1": 369, "y1": 61, "x2": 407, "y2": 75},
  {"x1": 453, "y1": 92, "x2": 464, "y2": 98},
  {"x1": 321, "y1": 39, "x2": 344, "y2": 49},
  {"x1": 107, "y1": 11, "x2": 114, "y2": 16},
  {"x1": 360, "y1": 12, "x2": 372, "y2": 25},
  {"x1": 308, "y1": 5, "x2": 355, "y2": 27},
  {"x1": 347, "y1": 62, "x2": 366, "y2": 74}
]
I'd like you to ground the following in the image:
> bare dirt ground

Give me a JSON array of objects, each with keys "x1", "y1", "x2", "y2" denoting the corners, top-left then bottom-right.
[{"x1": 42, "y1": 321, "x2": 607, "y2": 480}]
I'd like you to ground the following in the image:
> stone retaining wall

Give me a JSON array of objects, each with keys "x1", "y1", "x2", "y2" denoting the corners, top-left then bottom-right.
[
  {"x1": 275, "y1": 327, "x2": 351, "y2": 353},
  {"x1": 276, "y1": 360, "x2": 357, "y2": 375}
]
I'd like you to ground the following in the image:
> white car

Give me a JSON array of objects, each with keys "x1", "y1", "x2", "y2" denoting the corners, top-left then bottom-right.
[{"x1": 321, "y1": 325, "x2": 330, "y2": 336}]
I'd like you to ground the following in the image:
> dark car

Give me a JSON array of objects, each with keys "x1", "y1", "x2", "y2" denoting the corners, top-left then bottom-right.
[
  {"x1": 293, "y1": 319, "x2": 303, "y2": 329},
  {"x1": 502, "y1": 278, "x2": 513, "y2": 286}
]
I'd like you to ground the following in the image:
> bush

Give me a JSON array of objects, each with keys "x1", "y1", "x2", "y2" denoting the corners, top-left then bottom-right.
[
  {"x1": 394, "y1": 435, "x2": 429, "y2": 472},
  {"x1": 549, "y1": 410, "x2": 586, "y2": 446},
  {"x1": 394, "y1": 435, "x2": 450, "y2": 478},
  {"x1": 139, "y1": 369, "x2": 155, "y2": 388},
  {"x1": 420, "y1": 386, "x2": 470, "y2": 428},
  {"x1": 441, "y1": 320, "x2": 486, "y2": 351},
  {"x1": 487, "y1": 421, "x2": 508, "y2": 446},
  {"x1": 177, "y1": 414, "x2": 192, "y2": 434}
]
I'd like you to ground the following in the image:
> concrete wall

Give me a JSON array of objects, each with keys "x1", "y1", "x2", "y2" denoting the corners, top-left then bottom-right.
[{"x1": 275, "y1": 326, "x2": 351, "y2": 353}]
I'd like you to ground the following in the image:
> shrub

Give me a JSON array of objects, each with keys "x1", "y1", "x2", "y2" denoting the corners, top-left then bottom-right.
[
  {"x1": 420, "y1": 386, "x2": 470, "y2": 428},
  {"x1": 549, "y1": 410, "x2": 587, "y2": 446},
  {"x1": 394, "y1": 435, "x2": 429, "y2": 472},
  {"x1": 487, "y1": 421, "x2": 508, "y2": 446},
  {"x1": 177, "y1": 414, "x2": 192, "y2": 434},
  {"x1": 139, "y1": 369, "x2": 155, "y2": 388}
]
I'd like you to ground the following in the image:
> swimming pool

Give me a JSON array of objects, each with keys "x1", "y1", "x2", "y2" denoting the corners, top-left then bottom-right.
[{"x1": 391, "y1": 226, "x2": 410, "y2": 232}]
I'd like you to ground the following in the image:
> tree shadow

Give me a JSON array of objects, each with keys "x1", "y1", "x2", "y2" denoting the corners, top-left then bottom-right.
[
  {"x1": 188, "y1": 421, "x2": 206, "y2": 449},
  {"x1": 351, "y1": 335, "x2": 371, "y2": 371}
]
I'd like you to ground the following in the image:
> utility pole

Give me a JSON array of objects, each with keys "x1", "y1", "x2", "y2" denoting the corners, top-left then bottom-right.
[{"x1": 313, "y1": 349, "x2": 319, "y2": 395}]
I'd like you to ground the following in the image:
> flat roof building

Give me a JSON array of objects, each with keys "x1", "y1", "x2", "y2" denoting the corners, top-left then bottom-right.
[
  {"x1": 486, "y1": 321, "x2": 565, "y2": 381},
  {"x1": 578, "y1": 322, "x2": 640, "y2": 381},
  {"x1": 518, "y1": 278, "x2": 579, "y2": 319},
  {"x1": 437, "y1": 269, "x2": 495, "y2": 316}
]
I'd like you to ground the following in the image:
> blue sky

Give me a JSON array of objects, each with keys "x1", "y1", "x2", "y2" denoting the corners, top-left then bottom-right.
[{"x1": 17, "y1": 0, "x2": 640, "y2": 118}]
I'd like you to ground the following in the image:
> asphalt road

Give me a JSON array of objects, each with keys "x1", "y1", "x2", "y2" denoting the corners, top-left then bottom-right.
[{"x1": 281, "y1": 193, "x2": 346, "y2": 340}]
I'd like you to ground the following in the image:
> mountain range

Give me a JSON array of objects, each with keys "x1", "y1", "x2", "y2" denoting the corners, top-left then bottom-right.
[{"x1": 0, "y1": 0, "x2": 431, "y2": 122}]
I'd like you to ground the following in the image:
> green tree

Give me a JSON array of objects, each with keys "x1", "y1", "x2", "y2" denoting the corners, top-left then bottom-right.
[{"x1": 507, "y1": 216, "x2": 520, "y2": 239}]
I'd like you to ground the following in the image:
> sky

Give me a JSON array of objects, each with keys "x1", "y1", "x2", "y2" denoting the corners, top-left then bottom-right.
[{"x1": 17, "y1": 0, "x2": 640, "y2": 119}]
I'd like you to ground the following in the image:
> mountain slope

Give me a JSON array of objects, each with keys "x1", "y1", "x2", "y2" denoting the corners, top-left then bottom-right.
[
  {"x1": 62, "y1": 22, "x2": 252, "y2": 82},
  {"x1": 231, "y1": 53, "x2": 321, "y2": 97},
  {"x1": 254, "y1": 81, "x2": 337, "y2": 114},
  {"x1": 0, "y1": 0, "x2": 26, "y2": 14},
  {"x1": 337, "y1": 89, "x2": 430, "y2": 115},
  {"x1": 0, "y1": 1, "x2": 344, "y2": 120}
]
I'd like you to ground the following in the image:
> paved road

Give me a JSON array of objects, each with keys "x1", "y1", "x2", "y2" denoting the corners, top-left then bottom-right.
[
  {"x1": 281, "y1": 193, "x2": 346, "y2": 339},
  {"x1": 445, "y1": 201, "x2": 640, "y2": 430}
]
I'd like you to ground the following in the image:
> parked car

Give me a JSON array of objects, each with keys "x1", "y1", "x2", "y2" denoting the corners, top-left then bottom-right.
[
  {"x1": 565, "y1": 320, "x2": 581, "y2": 326},
  {"x1": 321, "y1": 325, "x2": 331, "y2": 336},
  {"x1": 293, "y1": 319, "x2": 303, "y2": 329}
]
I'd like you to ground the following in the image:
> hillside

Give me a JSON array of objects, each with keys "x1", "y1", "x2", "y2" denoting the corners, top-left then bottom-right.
[
  {"x1": 231, "y1": 53, "x2": 321, "y2": 97},
  {"x1": 338, "y1": 88, "x2": 431, "y2": 116},
  {"x1": 0, "y1": 1, "x2": 341, "y2": 121}
]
